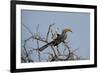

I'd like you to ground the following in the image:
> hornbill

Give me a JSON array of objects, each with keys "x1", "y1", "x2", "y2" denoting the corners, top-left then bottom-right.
[{"x1": 38, "y1": 28, "x2": 72, "y2": 51}]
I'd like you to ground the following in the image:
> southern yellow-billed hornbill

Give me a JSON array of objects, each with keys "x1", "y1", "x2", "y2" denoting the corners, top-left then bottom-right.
[{"x1": 38, "y1": 28, "x2": 72, "y2": 51}]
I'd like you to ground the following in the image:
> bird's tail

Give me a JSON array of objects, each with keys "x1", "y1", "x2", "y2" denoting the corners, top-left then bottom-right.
[{"x1": 38, "y1": 41, "x2": 53, "y2": 51}]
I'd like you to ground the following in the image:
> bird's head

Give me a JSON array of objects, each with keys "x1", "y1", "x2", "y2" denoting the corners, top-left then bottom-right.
[{"x1": 63, "y1": 28, "x2": 72, "y2": 33}]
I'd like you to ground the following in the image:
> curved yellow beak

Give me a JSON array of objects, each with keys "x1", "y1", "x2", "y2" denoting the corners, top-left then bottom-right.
[{"x1": 64, "y1": 28, "x2": 72, "y2": 32}]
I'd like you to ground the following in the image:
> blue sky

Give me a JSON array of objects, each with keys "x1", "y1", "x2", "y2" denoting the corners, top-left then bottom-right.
[{"x1": 21, "y1": 10, "x2": 90, "y2": 62}]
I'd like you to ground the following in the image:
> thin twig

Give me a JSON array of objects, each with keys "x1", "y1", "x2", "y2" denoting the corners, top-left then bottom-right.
[
  {"x1": 51, "y1": 45, "x2": 58, "y2": 58},
  {"x1": 46, "y1": 24, "x2": 54, "y2": 41},
  {"x1": 63, "y1": 41, "x2": 71, "y2": 60},
  {"x1": 32, "y1": 36, "x2": 47, "y2": 43},
  {"x1": 63, "y1": 41, "x2": 69, "y2": 54},
  {"x1": 36, "y1": 24, "x2": 41, "y2": 62},
  {"x1": 23, "y1": 40, "x2": 31, "y2": 62}
]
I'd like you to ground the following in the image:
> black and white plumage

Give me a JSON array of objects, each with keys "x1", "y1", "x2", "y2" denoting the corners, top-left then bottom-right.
[{"x1": 38, "y1": 28, "x2": 72, "y2": 51}]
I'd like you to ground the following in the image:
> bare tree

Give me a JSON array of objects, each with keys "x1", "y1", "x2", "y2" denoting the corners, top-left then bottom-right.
[{"x1": 21, "y1": 24, "x2": 83, "y2": 63}]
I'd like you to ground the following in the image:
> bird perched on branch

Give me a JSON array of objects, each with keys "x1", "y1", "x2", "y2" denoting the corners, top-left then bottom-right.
[{"x1": 38, "y1": 28, "x2": 72, "y2": 51}]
